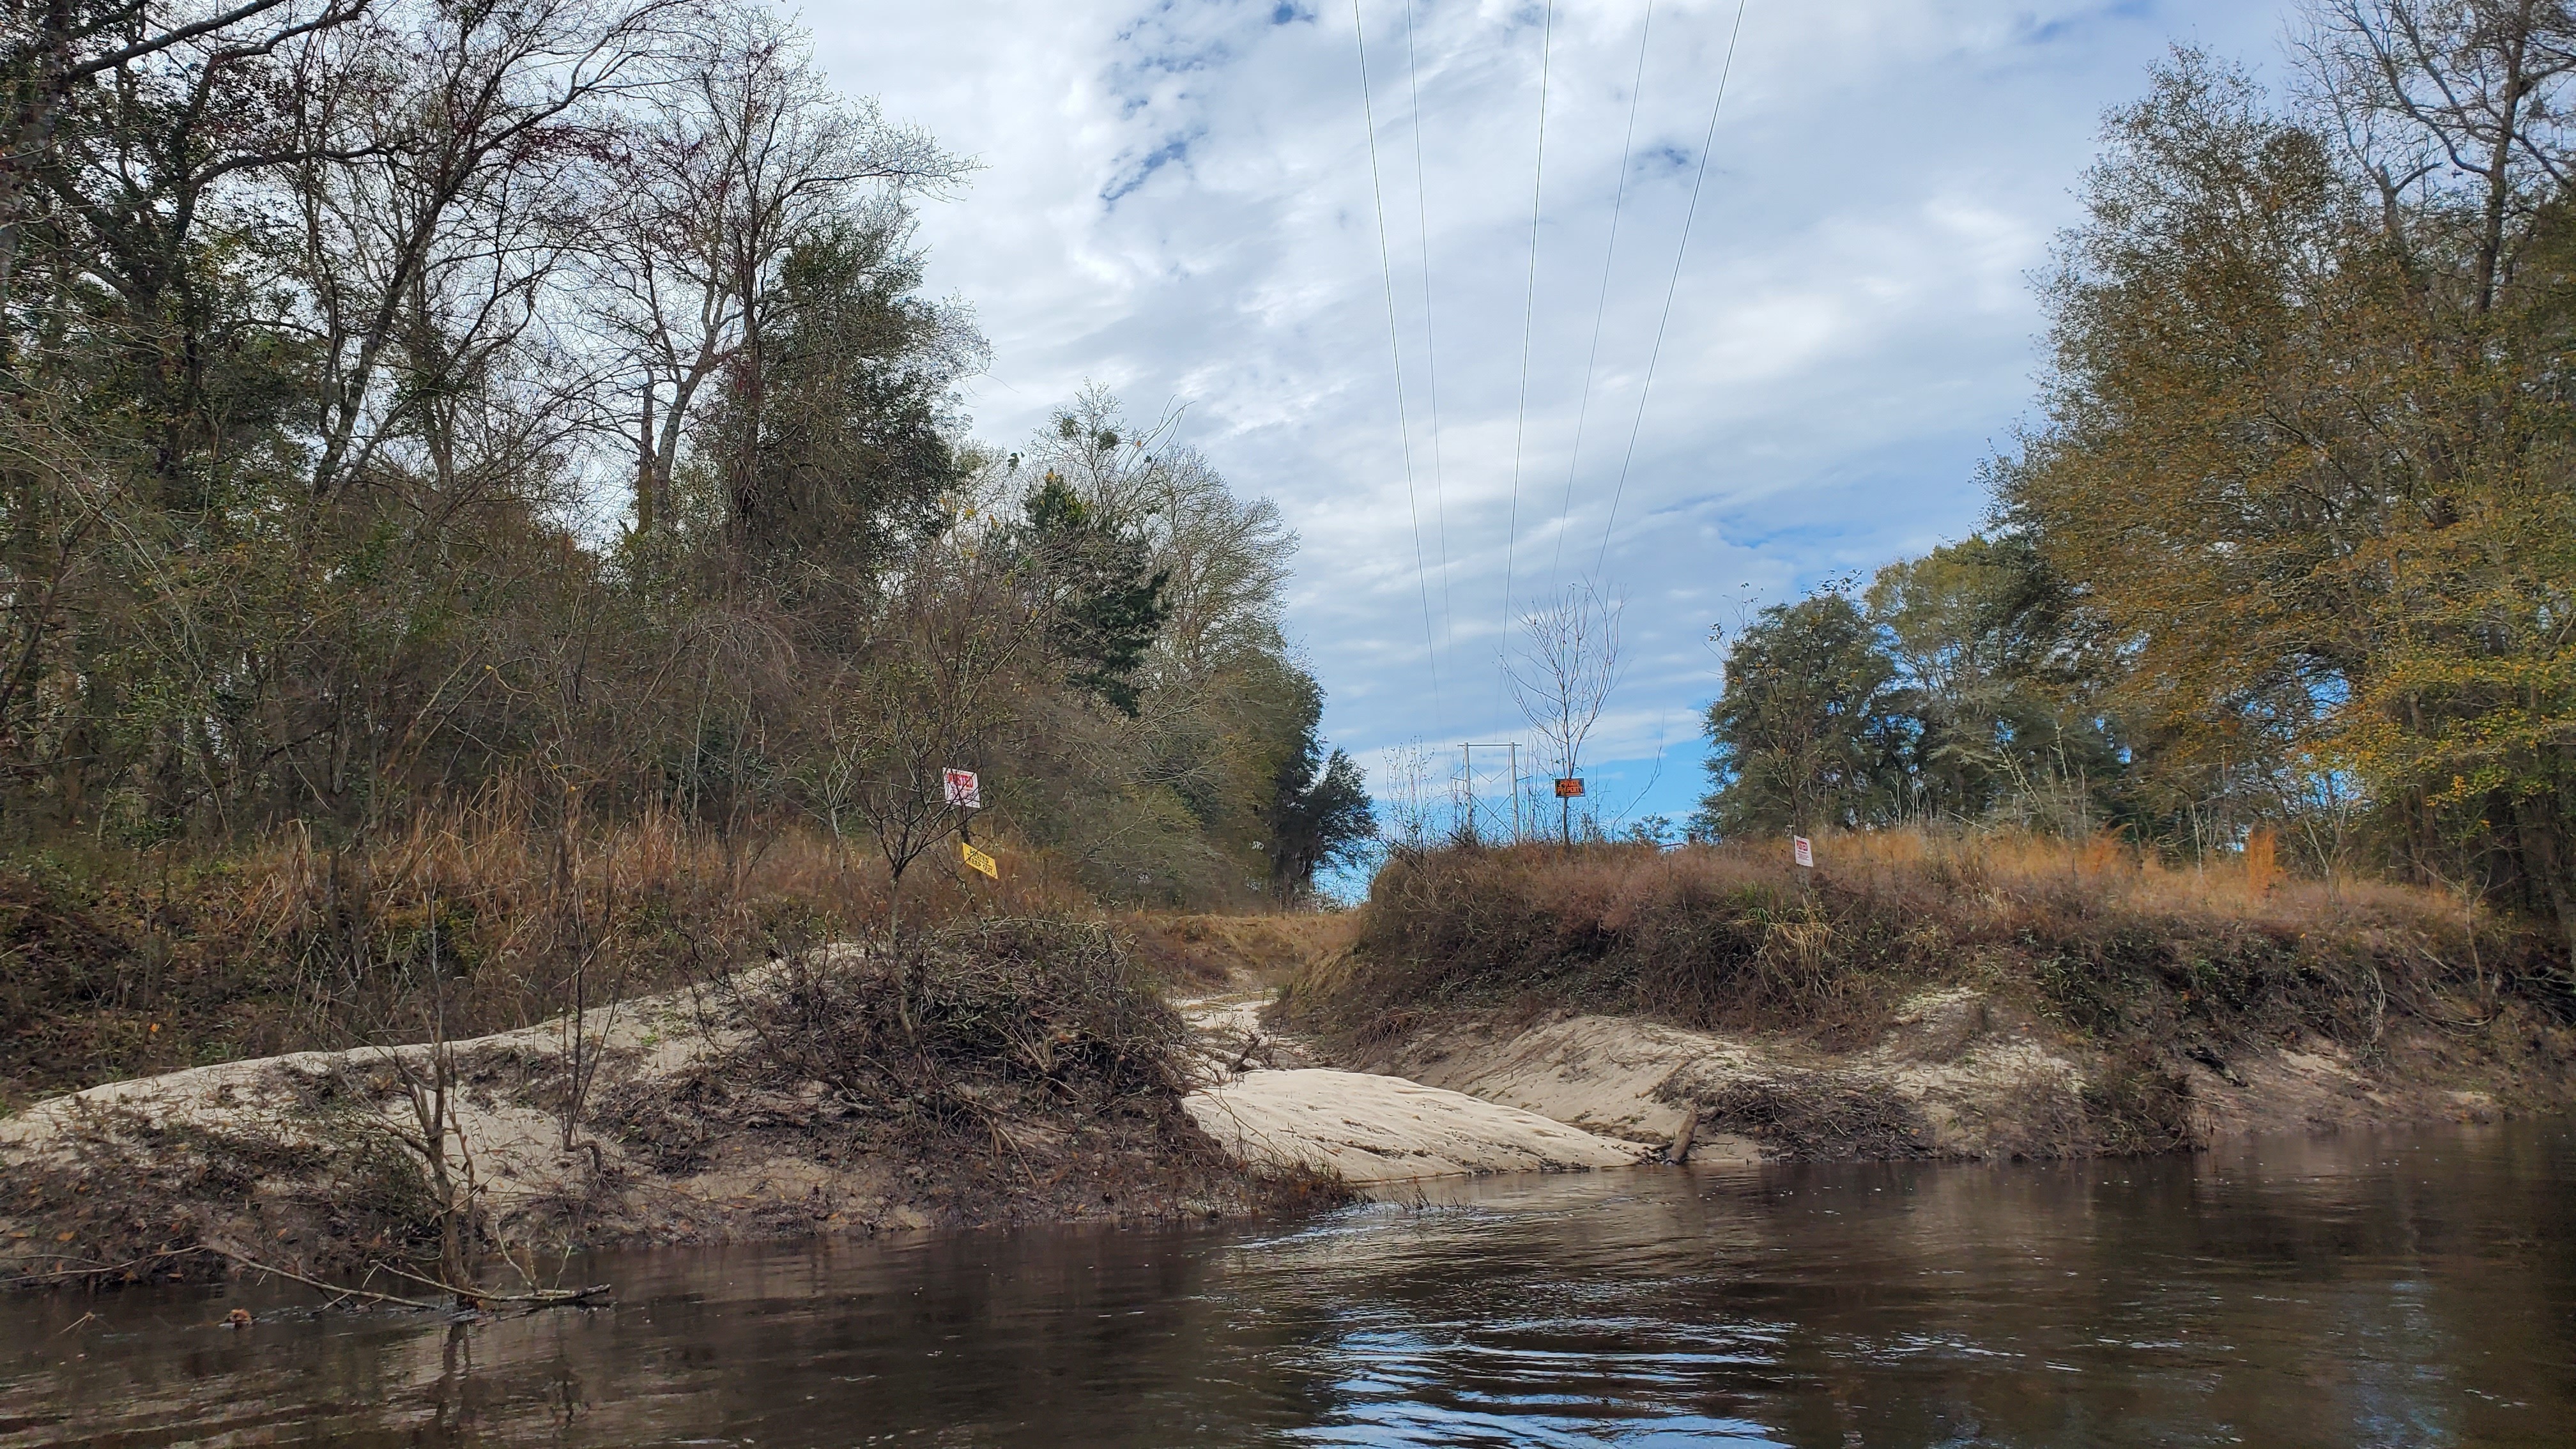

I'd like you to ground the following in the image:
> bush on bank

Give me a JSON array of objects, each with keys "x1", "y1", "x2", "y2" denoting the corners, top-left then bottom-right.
[
  {"x1": 1292, "y1": 833, "x2": 2572, "y2": 1060},
  {"x1": 0, "y1": 805, "x2": 1094, "y2": 1110}
]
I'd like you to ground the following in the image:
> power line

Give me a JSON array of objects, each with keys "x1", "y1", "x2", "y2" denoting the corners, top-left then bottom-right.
[
  {"x1": 1595, "y1": 0, "x2": 1749, "y2": 579},
  {"x1": 1496, "y1": 0, "x2": 1556, "y2": 732},
  {"x1": 1351, "y1": 0, "x2": 1444, "y2": 733},
  {"x1": 1550, "y1": 0, "x2": 1655, "y2": 588},
  {"x1": 1402, "y1": 0, "x2": 1455, "y2": 670}
]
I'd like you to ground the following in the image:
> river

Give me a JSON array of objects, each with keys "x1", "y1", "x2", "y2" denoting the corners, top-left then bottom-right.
[{"x1": 5, "y1": 1121, "x2": 2570, "y2": 1447}]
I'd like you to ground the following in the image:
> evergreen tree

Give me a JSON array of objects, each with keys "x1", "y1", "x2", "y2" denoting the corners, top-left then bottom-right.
[
  {"x1": 1014, "y1": 471, "x2": 1170, "y2": 716},
  {"x1": 1262, "y1": 676, "x2": 1374, "y2": 897}
]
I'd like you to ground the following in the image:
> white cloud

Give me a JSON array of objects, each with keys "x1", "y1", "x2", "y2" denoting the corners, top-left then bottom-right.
[{"x1": 809, "y1": 0, "x2": 2292, "y2": 818}]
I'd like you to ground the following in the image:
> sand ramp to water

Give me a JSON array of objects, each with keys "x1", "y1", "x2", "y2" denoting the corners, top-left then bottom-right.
[{"x1": 1182, "y1": 1069, "x2": 1647, "y2": 1184}]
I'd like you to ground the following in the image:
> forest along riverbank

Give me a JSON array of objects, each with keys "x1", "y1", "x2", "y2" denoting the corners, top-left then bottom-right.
[{"x1": 15, "y1": 825, "x2": 2576, "y2": 1294}]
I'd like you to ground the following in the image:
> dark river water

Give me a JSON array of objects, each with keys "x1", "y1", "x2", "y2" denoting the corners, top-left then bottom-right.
[{"x1": 6, "y1": 1121, "x2": 2573, "y2": 1447}]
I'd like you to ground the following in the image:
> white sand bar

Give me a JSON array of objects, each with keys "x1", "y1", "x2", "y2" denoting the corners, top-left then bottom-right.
[{"x1": 1183, "y1": 1068, "x2": 1648, "y2": 1184}]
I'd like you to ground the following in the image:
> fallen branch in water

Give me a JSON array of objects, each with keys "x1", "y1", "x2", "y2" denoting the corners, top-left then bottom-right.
[
  {"x1": 201, "y1": 1248, "x2": 448, "y2": 1310},
  {"x1": 363, "y1": 1257, "x2": 613, "y2": 1307},
  {"x1": 203, "y1": 1248, "x2": 611, "y2": 1313}
]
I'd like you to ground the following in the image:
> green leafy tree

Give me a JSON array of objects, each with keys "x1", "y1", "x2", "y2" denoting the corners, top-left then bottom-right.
[
  {"x1": 1866, "y1": 536, "x2": 2127, "y2": 831},
  {"x1": 1695, "y1": 592, "x2": 1906, "y2": 839},
  {"x1": 1998, "y1": 31, "x2": 2576, "y2": 947},
  {"x1": 705, "y1": 225, "x2": 974, "y2": 566}
]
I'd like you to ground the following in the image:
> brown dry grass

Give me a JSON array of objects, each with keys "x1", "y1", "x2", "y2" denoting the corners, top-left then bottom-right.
[
  {"x1": 1289, "y1": 831, "x2": 2568, "y2": 1058},
  {"x1": 0, "y1": 782, "x2": 1092, "y2": 1107},
  {"x1": 1119, "y1": 911, "x2": 1360, "y2": 989}
]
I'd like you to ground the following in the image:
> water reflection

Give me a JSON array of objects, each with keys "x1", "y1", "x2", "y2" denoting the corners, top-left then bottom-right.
[{"x1": 3, "y1": 1123, "x2": 2569, "y2": 1447}]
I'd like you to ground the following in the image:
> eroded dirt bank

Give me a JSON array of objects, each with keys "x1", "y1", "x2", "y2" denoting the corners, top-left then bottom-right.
[
  {"x1": 1192, "y1": 966, "x2": 2551, "y2": 1171},
  {"x1": 1171, "y1": 997, "x2": 1642, "y2": 1182},
  {"x1": 0, "y1": 924, "x2": 1344, "y2": 1289},
  {"x1": 18, "y1": 859, "x2": 2567, "y2": 1294},
  {"x1": 1277, "y1": 842, "x2": 2576, "y2": 1162},
  {"x1": 1, "y1": 917, "x2": 1652, "y2": 1289},
  {"x1": 1322, "y1": 990, "x2": 2556, "y2": 1163}
]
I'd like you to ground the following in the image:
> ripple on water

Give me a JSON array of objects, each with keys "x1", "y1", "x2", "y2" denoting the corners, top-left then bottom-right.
[{"x1": 1, "y1": 1121, "x2": 2571, "y2": 1447}]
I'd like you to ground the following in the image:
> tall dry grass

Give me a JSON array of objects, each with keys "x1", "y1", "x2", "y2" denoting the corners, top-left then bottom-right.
[
  {"x1": 1802, "y1": 826, "x2": 2456, "y2": 925},
  {"x1": 1292, "y1": 829, "x2": 2563, "y2": 1054},
  {"x1": 0, "y1": 782, "x2": 1089, "y2": 1105}
]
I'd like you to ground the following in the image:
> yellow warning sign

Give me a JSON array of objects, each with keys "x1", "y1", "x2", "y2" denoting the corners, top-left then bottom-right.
[{"x1": 961, "y1": 841, "x2": 999, "y2": 879}]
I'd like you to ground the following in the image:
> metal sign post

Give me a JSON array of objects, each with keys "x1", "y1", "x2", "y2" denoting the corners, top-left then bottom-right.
[{"x1": 946, "y1": 767, "x2": 990, "y2": 868}]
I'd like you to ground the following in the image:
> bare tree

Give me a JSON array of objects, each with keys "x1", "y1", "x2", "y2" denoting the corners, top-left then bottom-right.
[
  {"x1": 280, "y1": 0, "x2": 693, "y2": 500},
  {"x1": 592, "y1": 7, "x2": 964, "y2": 532},
  {"x1": 825, "y1": 537, "x2": 1047, "y2": 936},
  {"x1": 2299, "y1": 0, "x2": 2576, "y2": 308},
  {"x1": 368, "y1": 889, "x2": 486, "y2": 1291},
  {"x1": 1508, "y1": 583, "x2": 1623, "y2": 845},
  {"x1": 1374, "y1": 739, "x2": 1439, "y2": 860}
]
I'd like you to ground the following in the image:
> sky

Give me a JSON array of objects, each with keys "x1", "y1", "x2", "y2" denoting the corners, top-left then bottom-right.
[{"x1": 804, "y1": 0, "x2": 2295, "y2": 838}]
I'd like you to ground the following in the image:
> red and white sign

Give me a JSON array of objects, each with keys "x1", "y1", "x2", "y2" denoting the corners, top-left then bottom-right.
[
  {"x1": 1792, "y1": 836, "x2": 1813, "y2": 868},
  {"x1": 1554, "y1": 778, "x2": 1584, "y2": 799},
  {"x1": 942, "y1": 769, "x2": 981, "y2": 809}
]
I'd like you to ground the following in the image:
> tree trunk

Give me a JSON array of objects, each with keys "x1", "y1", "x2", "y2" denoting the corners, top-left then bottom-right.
[{"x1": 2515, "y1": 797, "x2": 2576, "y2": 965}]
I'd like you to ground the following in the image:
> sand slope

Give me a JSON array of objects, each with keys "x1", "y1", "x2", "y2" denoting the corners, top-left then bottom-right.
[
  {"x1": 1342, "y1": 985, "x2": 2520, "y2": 1160},
  {"x1": 1183, "y1": 1069, "x2": 1645, "y2": 1183}
]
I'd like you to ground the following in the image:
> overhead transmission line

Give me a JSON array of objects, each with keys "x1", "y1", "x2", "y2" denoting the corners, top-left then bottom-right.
[
  {"x1": 1350, "y1": 0, "x2": 1445, "y2": 733},
  {"x1": 1549, "y1": 0, "x2": 1656, "y2": 588},
  {"x1": 1496, "y1": 0, "x2": 1556, "y2": 730},
  {"x1": 1402, "y1": 0, "x2": 1455, "y2": 670},
  {"x1": 1595, "y1": 0, "x2": 1749, "y2": 579}
]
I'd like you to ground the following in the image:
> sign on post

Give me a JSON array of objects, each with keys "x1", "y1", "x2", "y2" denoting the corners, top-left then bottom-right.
[
  {"x1": 1793, "y1": 836, "x2": 1814, "y2": 869},
  {"x1": 1554, "y1": 778, "x2": 1584, "y2": 798},
  {"x1": 961, "y1": 841, "x2": 999, "y2": 878},
  {"x1": 942, "y1": 768, "x2": 981, "y2": 809}
]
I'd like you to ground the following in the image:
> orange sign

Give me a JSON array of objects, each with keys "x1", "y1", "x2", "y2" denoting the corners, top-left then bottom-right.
[{"x1": 1554, "y1": 778, "x2": 1584, "y2": 798}]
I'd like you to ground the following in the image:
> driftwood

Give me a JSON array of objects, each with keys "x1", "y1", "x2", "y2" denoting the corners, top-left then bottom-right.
[
  {"x1": 196, "y1": 1246, "x2": 612, "y2": 1314},
  {"x1": 1664, "y1": 1104, "x2": 1699, "y2": 1165},
  {"x1": 361, "y1": 1258, "x2": 614, "y2": 1308}
]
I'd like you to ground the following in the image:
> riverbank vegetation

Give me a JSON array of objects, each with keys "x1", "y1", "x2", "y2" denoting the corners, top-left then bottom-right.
[
  {"x1": 1305, "y1": 834, "x2": 2556, "y2": 1048},
  {"x1": 0, "y1": 0, "x2": 1375, "y2": 1109},
  {"x1": 1700, "y1": 10, "x2": 2576, "y2": 965},
  {"x1": 1289, "y1": 834, "x2": 2573, "y2": 1158}
]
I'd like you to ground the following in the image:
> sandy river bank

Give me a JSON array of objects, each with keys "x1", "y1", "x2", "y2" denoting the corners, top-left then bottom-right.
[{"x1": 7, "y1": 916, "x2": 2561, "y2": 1290}]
